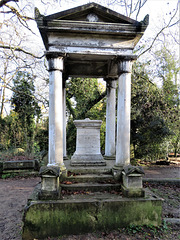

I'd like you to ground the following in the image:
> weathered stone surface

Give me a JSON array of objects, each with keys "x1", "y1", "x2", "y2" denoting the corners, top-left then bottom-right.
[
  {"x1": 60, "y1": 182, "x2": 121, "y2": 192},
  {"x1": 122, "y1": 165, "x2": 145, "y2": 197},
  {"x1": 123, "y1": 165, "x2": 144, "y2": 175},
  {"x1": 39, "y1": 166, "x2": 61, "y2": 200},
  {"x1": 2, "y1": 160, "x2": 39, "y2": 170},
  {"x1": 36, "y1": 3, "x2": 148, "y2": 78},
  {"x1": 23, "y1": 189, "x2": 162, "y2": 240},
  {"x1": 39, "y1": 166, "x2": 61, "y2": 177},
  {"x1": 122, "y1": 185, "x2": 145, "y2": 198},
  {"x1": 71, "y1": 118, "x2": 106, "y2": 166},
  {"x1": 105, "y1": 80, "x2": 116, "y2": 158}
]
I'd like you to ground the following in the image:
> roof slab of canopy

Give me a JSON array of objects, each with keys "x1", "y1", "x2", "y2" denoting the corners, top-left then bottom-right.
[{"x1": 35, "y1": 2, "x2": 149, "y2": 78}]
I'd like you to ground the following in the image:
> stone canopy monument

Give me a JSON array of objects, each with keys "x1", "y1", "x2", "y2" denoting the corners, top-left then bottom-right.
[
  {"x1": 35, "y1": 2, "x2": 149, "y2": 171},
  {"x1": 22, "y1": 3, "x2": 163, "y2": 240}
]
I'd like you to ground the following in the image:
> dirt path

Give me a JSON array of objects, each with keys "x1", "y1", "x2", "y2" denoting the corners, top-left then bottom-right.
[
  {"x1": 144, "y1": 166, "x2": 180, "y2": 179},
  {"x1": 0, "y1": 166, "x2": 179, "y2": 240},
  {"x1": 0, "y1": 177, "x2": 40, "y2": 240}
]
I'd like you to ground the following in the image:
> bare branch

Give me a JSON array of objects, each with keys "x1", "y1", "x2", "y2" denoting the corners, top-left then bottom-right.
[
  {"x1": 124, "y1": 0, "x2": 128, "y2": 17},
  {"x1": 169, "y1": 19, "x2": 180, "y2": 28},
  {"x1": 0, "y1": 0, "x2": 18, "y2": 8},
  {"x1": 135, "y1": 0, "x2": 141, "y2": 20},
  {"x1": 5, "y1": 4, "x2": 33, "y2": 21},
  {"x1": 2, "y1": 3, "x2": 36, "y2": 35},
  {"x1": 0, "y1": 44, "x2": 44, "y2": 59},
  {"x1": 138, "y1": 1, "x2": 179, "y2": 57},
  {"x1": 130, "y1": 0, "x2": 133, "y2": 17},
  {"x1": 0, "y1": 79, "x2": 48, "y2": 107}
]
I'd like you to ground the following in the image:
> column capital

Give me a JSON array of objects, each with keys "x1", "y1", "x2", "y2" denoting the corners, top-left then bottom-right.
[
  {"x1": 48, "y1": 57, "x2": 64, "y2": 72},
  {"x1": 117, "y1": 55, "x2": 136, "y2": 74},
  {"x1": 45, "y1": 51, "x2": 66, "y2": 72},
  {"x1": 45, "y1": 51, "x2": 66, "y2": 59},
  {"x1": 118, "y1": 60, "x2": 133, "y2": 74}
]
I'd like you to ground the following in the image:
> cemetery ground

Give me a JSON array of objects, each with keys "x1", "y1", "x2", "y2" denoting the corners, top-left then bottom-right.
[{"x1": 0, "y1": 159, "x2": 179, "y2": 240}]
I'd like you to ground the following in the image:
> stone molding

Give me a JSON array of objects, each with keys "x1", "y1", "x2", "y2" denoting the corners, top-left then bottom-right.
[
  {"x1": 48, "y1": 57, "x2": 64, "y2": 72},
  {"x1": 73, "y1": 118, "x2": 102, "y2": 129},
  {"x1": 118, "y1": 60, "x2": 133, "y2": 74}
]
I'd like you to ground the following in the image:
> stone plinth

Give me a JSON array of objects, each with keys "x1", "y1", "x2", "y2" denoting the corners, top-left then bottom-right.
[
  {"x1": 122, "y1": 165, "x2": 145, "y2": 198},
  {"x1": 39, "y1": 166, "x2": 61, "y2": 200},
  {"x1": 71, "y1": 118, "x2": 106, "y2": 166}
]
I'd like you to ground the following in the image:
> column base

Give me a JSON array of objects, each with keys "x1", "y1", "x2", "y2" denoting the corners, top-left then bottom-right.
[
  {"x1": 104, "y1": 155, "x2": 115, "y2": 161},
  {"x1": 47, "y1": 163, "x2": 67, "y2": 178},
  {"x1": 122, "y1": 185, "x2": 145, "y2": 198},
  {"x1": 63, "y1": 156, "x2": 69, "y2": 161},
  {"x1": 112, "y1": 164, "x2": 124, "y2": 181}
]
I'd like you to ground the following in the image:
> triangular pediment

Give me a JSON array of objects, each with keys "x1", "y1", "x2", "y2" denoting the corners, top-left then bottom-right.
[{"x1": 44, "y1": 2, "x2": 138, "y2": 24}]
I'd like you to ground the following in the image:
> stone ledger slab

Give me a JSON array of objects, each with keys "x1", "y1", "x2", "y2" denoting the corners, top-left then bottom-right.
[{"x1": 71, "y1": 118, "x2": 106, "y2": 166}]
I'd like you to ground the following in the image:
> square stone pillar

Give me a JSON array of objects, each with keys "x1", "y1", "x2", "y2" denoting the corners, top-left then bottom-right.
[
  {"x1": 71, "y1": 118, "x2": 106, "y2": 166},
  {"x1": 39, "y1": 166, "x2": 61, "y2": 200},
  {"x1": 114, "y1": 60, "x2": 132, "y2": 173},
  {"x1": 122, "y1": 165, "x2": 145, "y2": 197},
  {"x1": 104, "y1": 79, "x2": 117, "y2": 160},
  {"x1": 47, "y1": 55, "x2": 66, "y2": 172}
]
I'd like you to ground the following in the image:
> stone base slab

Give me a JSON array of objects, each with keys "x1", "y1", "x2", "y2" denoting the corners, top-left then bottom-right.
[
  {"x1": 2, "y1": 160, "x2": 39, "y2": 171},
  {"x1": 122, "y1": 185, "x2": 145, "y2": 198},
  {"x1": 65, "y1": 159, "x2": 113, "y2": 174},
  {"x1": 23, "y1": 189, "x2": 162, "y2": 240},
  {"x1": 71, "y1": 154, "x2": 106, "y2": 166},
  {"x1": 70, "y1": 160, "x2": 106, "y2": 166},
  {"x1": 38, "y1": 189, "x2": 61, "y2": 200},
  {"x1": 104, "y1": 155, "x2": 115, "y2": 161}
]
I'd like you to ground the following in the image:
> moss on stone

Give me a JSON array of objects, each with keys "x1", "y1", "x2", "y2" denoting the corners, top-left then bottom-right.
[{"x1": 23, "y1": 196, "x2": 162, "y2": 240}]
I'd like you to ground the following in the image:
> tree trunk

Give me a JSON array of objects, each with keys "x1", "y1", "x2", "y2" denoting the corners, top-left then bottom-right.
[{"x1": 0, "y1": 87, "x2": 5, "y2": 118}]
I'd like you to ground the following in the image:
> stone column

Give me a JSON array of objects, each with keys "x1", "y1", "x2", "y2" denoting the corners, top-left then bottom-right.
[
  {"x1": 114, "y1": 60, "x2": 132, "y2": 170},
  {"x1": 63, "y1": 80, "x2": 67, "y2": 160},
  {"x1": 105, "y1": 79, "x2": 116, "y2": 159},
  {"x1": 48, "y1": 56, "x2": 66, "y2": 171}
]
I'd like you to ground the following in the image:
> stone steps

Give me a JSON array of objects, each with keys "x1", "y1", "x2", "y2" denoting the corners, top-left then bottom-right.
[
  {"x1": 62, "y1": 165, "x2": 119, "y2": 192},
  {"x1": 62, "y1": 168, "x2": 119, "y2": 192},
  {"x1": 65, "y1": 159, "x2": 114, "y2": 175},
  {"x1": 66, "y1": 173, "x2": 114, "y2": 183},
  {"x1": 67, "y1": 167, "x2": 112, "y2": 175},
  {"x1": 23, "y1": 188, "x2": 163, "y2": 240},
  {"x1": 60, "y1": 182, "x2": 121, "y2": 192}
]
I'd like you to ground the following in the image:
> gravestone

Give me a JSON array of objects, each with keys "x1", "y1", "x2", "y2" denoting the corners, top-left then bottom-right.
[{"x1": 71, "y1": 118, "x2": 105, "y2": 166}]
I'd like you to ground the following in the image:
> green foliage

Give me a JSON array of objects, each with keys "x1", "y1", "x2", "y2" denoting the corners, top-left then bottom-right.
[
  {"x1": 154, "y1": 46, "x2": 180, "y2": 156},
  {"x1": 66, "y1": 78, "x2": 106, "y2": 157},
  {"x1": 1, "y1": 173, "x2": 12, "y2": 179},
  {"x1": 35, "y1": 118, "x2": 48, "y2": 152},
  {"x1": 0, "y1": 111, "x2": 23, "y2": 149},
  {"x1": 131, "y1": 61, "x2": 171, "y2": 161},
  {"x1": 10, "y1": 71, "x2": 41, "y2": 155}
]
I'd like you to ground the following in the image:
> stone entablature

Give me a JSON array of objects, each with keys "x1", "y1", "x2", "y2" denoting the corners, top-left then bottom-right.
[{"x1": 35, "y1": 3, "x2": 148, "y2": 79}]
